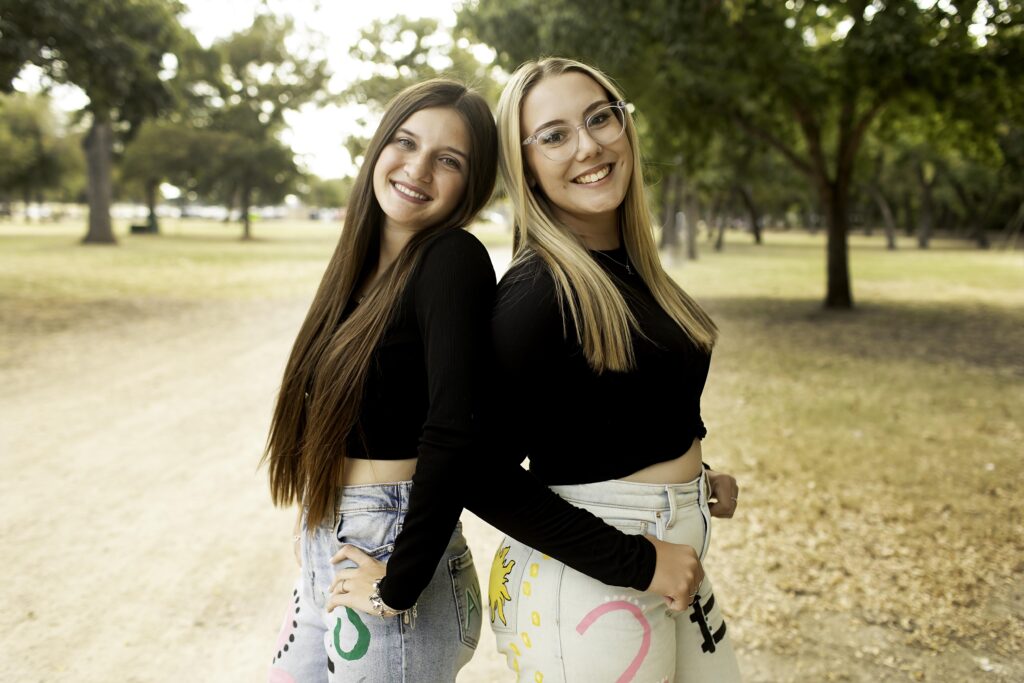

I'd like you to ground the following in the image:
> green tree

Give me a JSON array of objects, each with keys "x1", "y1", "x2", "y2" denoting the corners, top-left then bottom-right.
[
  {"x1": 0, "y1": 0, "x2": 192, "y2": 243},
  {"x1": 119, "y1": 120, "x2": 223, "y2": 233},
  {"x1": 300, "y1": 175, "x2": 354, "y2": 210},
  {"x1": 201, "y1": 13, "x2": 330, "y2": 239},
  {"x1": 341, "y1": 16, "x2": 502, "y2": 164},
  {"x1": 460, "y1": 0, "x2": 1022, "y2": 308},
  {"x1": 0, "y1": 92, "x2": 82, "y2": 217}
]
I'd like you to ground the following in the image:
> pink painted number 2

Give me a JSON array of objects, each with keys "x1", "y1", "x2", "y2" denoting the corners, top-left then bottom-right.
[{"x1": 575, "y1": 600, "x2": 652, "y2": 683}]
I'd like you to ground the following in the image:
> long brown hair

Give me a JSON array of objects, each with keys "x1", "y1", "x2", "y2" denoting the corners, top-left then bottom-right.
[
  {"x1": 497, "y1": 58, "x2": 717, "y2": 372},
  {"x1": 262, "y1": 80, "x2": 497, "y2": 529}
]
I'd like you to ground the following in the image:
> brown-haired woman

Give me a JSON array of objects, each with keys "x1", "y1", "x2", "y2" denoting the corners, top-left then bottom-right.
[{"x1": 262, "y1": 79, "x2": 498, "y2": 682}]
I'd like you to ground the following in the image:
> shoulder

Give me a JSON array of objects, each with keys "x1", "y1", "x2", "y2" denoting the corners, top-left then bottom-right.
[
  {"x1": 493, "y1": 252, "x2": 562, "y2": 340},
  {"x1": 418, "y1": 228, "x2": 493, "y2": 276},
  {"x1": 411, "y1": 229, "x2": 496, "y2": 306},
  {"x1": 496, "y1": 252, "x2": 557, "y2": 310}
]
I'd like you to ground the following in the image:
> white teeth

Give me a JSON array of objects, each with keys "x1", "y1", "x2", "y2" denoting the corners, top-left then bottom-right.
[
  {"x1": 573, "y1": 165, "x2": 611, "y2": 184},
  {"x1": 393, "y1": 182, "x2": 429, "y2": 200}
]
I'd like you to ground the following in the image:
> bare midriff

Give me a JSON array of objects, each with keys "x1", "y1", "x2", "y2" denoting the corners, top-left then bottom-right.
[
  {"x1": 341, "y1": 456, "x2": 417, "y2": 486},
  {"x1": 619, "y1": 438, "x2": 704, "y2": 484}
]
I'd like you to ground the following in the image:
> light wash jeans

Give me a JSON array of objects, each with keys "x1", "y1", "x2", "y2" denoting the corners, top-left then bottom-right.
[
  {"x1": 269, "y1": 481, "x2": 481, "y2": 683},
  {"x1": 489, "y1": 471, "x2": 741, "y2": 683}
]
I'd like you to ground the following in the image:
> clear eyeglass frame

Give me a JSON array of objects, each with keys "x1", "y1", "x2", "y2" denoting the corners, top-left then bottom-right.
[{"x1": 521, "y1": 100, "x2": 634, "y2": 162}]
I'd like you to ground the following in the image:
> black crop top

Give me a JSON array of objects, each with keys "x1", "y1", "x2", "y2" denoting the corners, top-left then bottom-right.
[
  {"x1": 492, "y1": 248, "x2": 712, "y2": 481},
  {"x1": 356, "y1": 229, "x2": 495, "y2": 610},
  {"x1": 462, "y1": 247, "x2": 713, "y2": 591}
]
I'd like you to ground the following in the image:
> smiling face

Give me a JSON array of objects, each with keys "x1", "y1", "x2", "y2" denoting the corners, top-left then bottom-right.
[
  {"x1": 372, "y1": 106, "x2": 471, "y2": 235},
  {"x1": 520, "y1": 71, "x2": 633, "y2": 237}
]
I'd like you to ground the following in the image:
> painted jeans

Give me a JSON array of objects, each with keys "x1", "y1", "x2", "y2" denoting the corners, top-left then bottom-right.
[
  {"x1": 488, "y1": 472, "x2": 741, "y2": 683},
  {"x1": 269, "y1": 481, "x2": 482, "y2": 683}
]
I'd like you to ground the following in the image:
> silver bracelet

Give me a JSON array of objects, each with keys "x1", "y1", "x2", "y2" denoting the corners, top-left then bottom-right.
[{"x1": 369, "y1": 578, "x2": 417, "y2": 626}]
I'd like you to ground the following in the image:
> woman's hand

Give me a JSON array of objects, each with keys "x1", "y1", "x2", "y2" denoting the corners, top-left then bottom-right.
[
  {"x1": 326, "y1": 545, "x2": 388, "y2": 616},
  {"x1": 706, "y1": 468, "x2": 739, "y2": 518},
  {"x1": 645, "y1": 535, "x2": 704, "y2": 611}
]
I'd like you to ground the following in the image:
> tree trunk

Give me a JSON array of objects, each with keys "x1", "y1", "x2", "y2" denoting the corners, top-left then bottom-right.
[
  {"x1": 736, "y1": 185, "x2": 763, "y2": 244},
  {"x1": 916, "y1": 162, "x2": 934, "y2": 249},
  {"x1": 682, "y1": 201, "x2": 698, "y2": 261},
  {"x1": 659, "y1": 172, "x2": 680, "y2": 251},
  {"x1": 902, "y1": 195, "x2": 915, "y2": 237},
  {"x1": 240, "y1": 185, "x2": 252, "y2": 240},
  {"x1": 715, "y1": 215, "x2": 726, "y2": 252},
  {"x1": 868, "y1": 184, "x2": 897, "y2": 250},
  {"x1": 1002, "y1": 201, "x2": 1024, "y2": 250},
  {"x1": 223, "y1": 185, "x2": 237, "y2": 223},
  {"x1": 145, "y1": 180, "x2": 160, "y2": 234},
  {"x1": 705, "y1": 196, "x2": 720, "y2": 244},
  {"x1": 822, "y1": 182, "x2": 854, "y2": 309},
  {"x1": 82, "y1": 117, "x2": 116, "y2": 244},
  {"x1": 679, "y1": 175, "x2": 698, "y2": 261},
  {"x1": 947, "y1": 173, "x2": 990, "y2": 249}
]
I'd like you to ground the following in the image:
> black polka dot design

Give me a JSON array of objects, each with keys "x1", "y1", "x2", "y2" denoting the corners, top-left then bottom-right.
[{"x1": 271, "y1": 589, "x2": 302, "y2": 665}]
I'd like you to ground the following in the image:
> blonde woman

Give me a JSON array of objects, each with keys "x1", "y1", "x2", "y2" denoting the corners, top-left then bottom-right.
[{"x1": 474, "y1": 58, "x2": 743, "y2": 682}]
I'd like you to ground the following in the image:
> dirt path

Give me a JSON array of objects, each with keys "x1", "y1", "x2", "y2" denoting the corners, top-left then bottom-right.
[{"x1": 0, "y1": 263, "x2": 509, "y2": 682}]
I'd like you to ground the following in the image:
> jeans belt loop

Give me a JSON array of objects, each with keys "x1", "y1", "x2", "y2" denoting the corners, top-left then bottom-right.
[{"x1": 665, "y1": 484, "x2": 679, "y2": 530}]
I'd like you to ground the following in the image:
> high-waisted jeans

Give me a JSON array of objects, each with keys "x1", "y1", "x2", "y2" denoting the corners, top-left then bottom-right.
[
  {"x1": 269, "y1": 481, "x2": 481, "y2": 683},
  {"x1": 488, "y1": 471, "x2": 741, "y2": 683}
]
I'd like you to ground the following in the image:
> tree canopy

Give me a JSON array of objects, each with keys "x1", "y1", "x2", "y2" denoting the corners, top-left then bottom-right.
[
  {"x1": 0, "y1": 0, "x2": 192, "y2": 242},
  {"x1": 459, "y1": 0, "x2": 1024, "y2": 307}
]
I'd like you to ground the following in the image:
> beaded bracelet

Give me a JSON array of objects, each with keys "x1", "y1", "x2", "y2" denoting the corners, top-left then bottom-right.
[{"x1": 370, "y1": 578, "x2": 418, "y2": 626}]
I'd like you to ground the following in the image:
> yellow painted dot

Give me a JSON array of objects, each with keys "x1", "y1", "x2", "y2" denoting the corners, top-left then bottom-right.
[
  {"x1": 510, "y1": 642, "x2": 521, "y2": 656},
  {"x1": 522, "y1": 581, "x2": 532, "y2": 597},
  {"x1": 512, "y1": 657, "x2": 520, "y2": 673},
  {"x1": 531, "y1": 611, "x2": 541, "y2": 627},
  {"x1": 521, "y1": 632, "x2": 531, "y2": 648},
  {"x1": 535, "y1": 673, "x2": 544, "y2": 683},
  {"x1": 529, "y1": 563, "x2": 539, "y2": 577},
  {"x1": 540, "y1": 553, "x2": 550, "y2": 560}
]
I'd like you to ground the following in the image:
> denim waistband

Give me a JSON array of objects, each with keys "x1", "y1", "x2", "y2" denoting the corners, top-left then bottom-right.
[
  {"x1": 334, "y1": 480, "x2": 414, "y2": 515},
  {"x1": 549, "y1": 471, "x2": 707, "y2": 512}
]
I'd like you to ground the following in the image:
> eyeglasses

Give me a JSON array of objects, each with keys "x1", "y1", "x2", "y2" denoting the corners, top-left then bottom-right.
[{"x1": 522, "y1": 101, "x2": 632, "y2": 162}]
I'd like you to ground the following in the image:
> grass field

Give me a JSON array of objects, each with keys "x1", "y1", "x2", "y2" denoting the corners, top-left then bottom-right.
[
  {"x1": 2, "y1": 215, "x2": 1021, "y2": 681},
  {"x1": 664, "y1": 233, "x2": 1023, "y2": 678}
]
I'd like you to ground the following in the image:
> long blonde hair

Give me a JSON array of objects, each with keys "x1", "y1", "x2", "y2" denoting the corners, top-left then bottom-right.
[{"x1": 497, "y1": 57, "x2": 717, "y2": 372}]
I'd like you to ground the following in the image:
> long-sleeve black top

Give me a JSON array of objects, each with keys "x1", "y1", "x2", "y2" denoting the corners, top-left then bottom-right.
[
  {"x1": 354, "y1": 229, "x2": 495, "y2": 610},
  {"x1": 464, "y1": 247, "x2": 713, "y2": 590}
]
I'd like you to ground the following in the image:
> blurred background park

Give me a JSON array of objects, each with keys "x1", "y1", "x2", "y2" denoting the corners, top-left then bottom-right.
[{"x1": 0, "y1": 1, "x2": 1021, "y2": 682}]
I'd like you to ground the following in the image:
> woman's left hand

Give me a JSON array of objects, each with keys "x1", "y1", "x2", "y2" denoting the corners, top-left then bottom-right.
[
  {"x1": 706, "y1": 469, "x2": 739, "y2": 518},
  {"x1": 326, "y1": 545, "x2": 387, "y2": 616}
]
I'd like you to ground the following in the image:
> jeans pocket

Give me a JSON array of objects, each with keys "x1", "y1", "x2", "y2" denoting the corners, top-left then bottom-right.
[
  {"x1": 448, "y1": 547, "x2": 482, "y2": 650},
  {"x1": 603, "y1": 517, "x2": 648, "y2": 536},
  {"x1": 335, "y1": 510, "x2": 400, "y2": 560}
]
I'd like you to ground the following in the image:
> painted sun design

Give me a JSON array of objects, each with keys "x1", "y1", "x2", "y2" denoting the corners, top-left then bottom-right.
[{"x1": 489, "y1": 544, "x2": 516, "y2": 626}]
